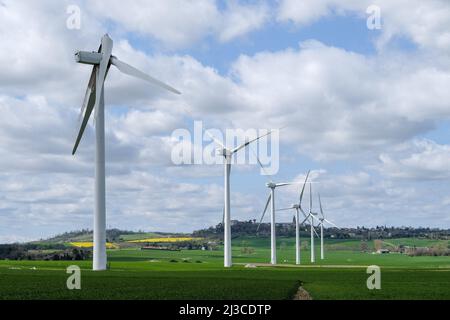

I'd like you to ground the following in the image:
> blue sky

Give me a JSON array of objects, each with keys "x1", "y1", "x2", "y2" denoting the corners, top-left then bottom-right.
[{"x1": 0, "y1": 0, "x2": 450, "y2": 243}]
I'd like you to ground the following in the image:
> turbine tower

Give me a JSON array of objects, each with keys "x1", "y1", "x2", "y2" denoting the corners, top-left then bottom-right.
[
  {"x1": 73, "y1": 34, "x2": 180, "y2": 271},
  {"x1": 277, "y1": 170, "x2": 310, "y2": 265},
  {"x1": 317, "y1": 193, "x2": 338, "y2": 260},
  {"x1": 206, "y1": 130, "x2": 273, "y2": 267}
]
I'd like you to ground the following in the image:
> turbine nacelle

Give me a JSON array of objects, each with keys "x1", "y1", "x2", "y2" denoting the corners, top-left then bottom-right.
[
  {"x1": 75, "y1": 51, "x2": 103, "y2": 65},
  {"x1": 216, "y1": 148, "x2": 231, "y2": 157}
]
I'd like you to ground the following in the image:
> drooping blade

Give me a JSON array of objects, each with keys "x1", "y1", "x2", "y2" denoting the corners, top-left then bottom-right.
[
  {"x1": 72, "y1": 68, "x2": 97, "y2": 155},
  {"x1": 256, "y1": 193, "x2": 271, "y2": 232},
  {"x1": 231, "y1": 130, "x2": 273, "y2": 154},
  {"x1": 110, "y1": 56, "x2": 181, "y2": 95},
  {"x1": 324, "y1": 218, "x2": 339, "y2": 229},
  {"x1": 78, "y1": 68, "x2": 96, "y2": 121},
  {"x1": 222, "y1": 207, "x2": 225, "y2": 225},
  {"x1": 299, "y1": 170, "x2": 310, "y2": 207},
  {"x1": 205, "y1": 130, "x2": 225, "y2": 149},
  {"x1": 93, "y1": 35, "x2": 113, "y2": 122}
]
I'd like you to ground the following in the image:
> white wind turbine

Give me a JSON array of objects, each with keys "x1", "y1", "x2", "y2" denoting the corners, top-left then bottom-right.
[
  {"x1": 317, "y1": 193, "x2": 339, "y2": 260},
  {"x1": 256, "y1": 180, "x2": 293, "y2": 265},
  {"x1": 297, "y1": 183, "x2": 320, "y2": 263},
  {"x1": 206, "y1": 130, "x2": 274, "y2": 268},
  {"x1": 277, "y1": 170, "x2": 310, "y2": 265},
  {"x1": 72, "y1": 34, "x2": 180, "y2": 271}
]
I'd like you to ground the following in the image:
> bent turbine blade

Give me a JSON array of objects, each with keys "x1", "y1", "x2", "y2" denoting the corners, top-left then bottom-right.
[
  {"x1": 93, "y1": 35, "x2": 113, "y2": 121},
  {"x1": 79, "y1": 67, "x2": 96, "y2": 121},
  {"x1": 72, "y1": 74, "x2": 97, "y2": 155},
  {"x1": 110, "y1": 56, "x2": 181, "y2": 95}
]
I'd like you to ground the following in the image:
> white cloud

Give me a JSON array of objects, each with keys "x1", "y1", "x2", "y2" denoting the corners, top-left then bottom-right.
[
  {"x1": 226, "y1": 40, "x2": 450, "y2": 160},
  {"x1": 89, "y1": 0, "x2": 269, "y2": 48},
  {"x1": 379, "y1": 139, "x2": 450, "y2": 180},
  {"x1": 218, "y1": 1, "x2": 270, "y2": 43},
  {"x1": 277, "y1": 0, "x2": 450, "y2": 52}
]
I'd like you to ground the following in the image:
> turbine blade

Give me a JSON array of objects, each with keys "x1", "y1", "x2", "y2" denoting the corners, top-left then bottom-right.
[
  {"x1": 275, "y1": 182, "x2": 293, "y2": 187},
  {"x1": 256, "y1": 193, "x2": 271, "y2": 232},
  {"x1": 312, "y1": 225, "x2": 320, "y2": 238},
  {"x1": 318, "y1": 193, "x2": 324, "y2": 218},
  {"x1": 110, "y1": 56, "x2": 181, "y2": 95},
  {"x1": 309, "y1": 183, "x2": 312, "y2": 213},
  {"x1": 324, "y1": 218, "x2": 339, "y2": 228},
  {"x1": 205, "y1": 130, "x2": 225, "y2": 149},
  {"x1": 94, "y1": 35, "x2": 113, "y2": 121},
  {"x1": 231, "y1": 130, "x2": 273, "y2": 154},
  {"x1": 299, "y1": 207, "x2": 308, "y2": 219},
  {"x1": 254, "y1": 148, "x2": 269, "y2": 175},
  {"x1": 78, "y1": 67, "x2": 96, "y2": 121},
  {"x1": 72, "y1": 77, "x2": 97, "y2": 155},
  {"x1": 299, "y1": 170, "x2": 310, "y2": 207},
  {"x1": 300, "y1": 215, "x2": 309, "y2": 225},
  {"x1": 277, "y1": 207, "x2": 293, "y2": 211},
  {"x1": 222, "y1": 207, "x2": 225, "y2": 225}
]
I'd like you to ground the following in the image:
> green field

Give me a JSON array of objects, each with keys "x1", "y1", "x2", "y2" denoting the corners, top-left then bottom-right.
[{"x1": 0, "y1": 237, "x2": 449, "y2": 300}]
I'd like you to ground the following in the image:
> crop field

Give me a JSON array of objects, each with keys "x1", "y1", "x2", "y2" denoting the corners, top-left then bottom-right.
[
  {"x1": 128, "y1": 237, "x2": 203, "y2": 243},
  {"x1": 0, "y1": 237, "x2": 449, "y2": 300}
]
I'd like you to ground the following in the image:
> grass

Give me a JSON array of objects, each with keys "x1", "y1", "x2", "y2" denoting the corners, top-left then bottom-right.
[{"x1": 0, "y1": 237, "x2": 449, "y2": 300}]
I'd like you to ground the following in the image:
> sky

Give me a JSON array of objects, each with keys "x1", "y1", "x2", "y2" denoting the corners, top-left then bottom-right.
[{"x1": 0, "y1": 0, "x2": 450, "y2": 243}]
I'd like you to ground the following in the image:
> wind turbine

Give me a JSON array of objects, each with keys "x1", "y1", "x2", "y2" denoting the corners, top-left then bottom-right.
[
  {"x1": 296, "y1": 183, "x2": 320, "y2": 263},
  {"x1": 72, "y1": 34, "x2": 180, "y2": 271},
  {"x1": 256, "y1": 180, "x2": 294, "y2": 265},
  {"x1": 277, "y1": 170, "x2": 310, "y2": 265},
  {"x1": 206, "y1": 130, "x2": 274, "y2": 267},
  {"x1": 317, "y1": 193, "x2": 338, "y2": 260}
]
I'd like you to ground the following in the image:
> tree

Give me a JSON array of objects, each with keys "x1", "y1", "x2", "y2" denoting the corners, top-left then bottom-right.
[{"x1": 360, "y1": 241, "x2": 369, "y2": 252}]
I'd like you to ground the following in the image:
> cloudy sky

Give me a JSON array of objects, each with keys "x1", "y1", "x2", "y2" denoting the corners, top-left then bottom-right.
[{"x1": 1, "y1": 0, "x2": 450, "y2": 243}]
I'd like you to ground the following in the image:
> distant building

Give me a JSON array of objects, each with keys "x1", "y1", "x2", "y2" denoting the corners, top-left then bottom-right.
[{"x1": 376, "y1": 249, "x2": 390, "y2": 254}]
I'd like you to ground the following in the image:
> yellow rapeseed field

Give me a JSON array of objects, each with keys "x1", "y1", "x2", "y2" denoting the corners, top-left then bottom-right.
[
  {"x1": 128, "y1": 237, "x2": 203, "y2": 243},
  {"x1": 69, "y1": 242, "x2": 119, "y2": 249}
]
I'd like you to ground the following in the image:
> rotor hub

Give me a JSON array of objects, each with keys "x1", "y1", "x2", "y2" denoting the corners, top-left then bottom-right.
[{"x1": 266, "y1": 182, "x2": 277, "y2": 189}]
